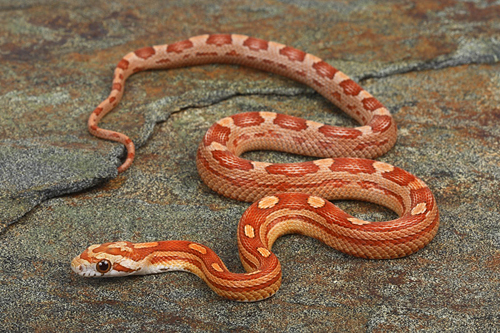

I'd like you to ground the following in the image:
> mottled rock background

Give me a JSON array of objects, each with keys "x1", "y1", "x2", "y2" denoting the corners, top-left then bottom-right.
[{"x1": 1, "y1": 0, "x2": 499, "y2": 331}]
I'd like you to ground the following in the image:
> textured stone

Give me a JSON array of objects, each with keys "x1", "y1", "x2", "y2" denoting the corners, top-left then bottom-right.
[{"x1": 1, "y1": 0, "x2": 499, "y2": 331}]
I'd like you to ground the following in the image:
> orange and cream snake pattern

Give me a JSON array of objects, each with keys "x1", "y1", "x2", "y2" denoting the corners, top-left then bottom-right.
[{"x1": 71, "y1": 34, "x2": 439, "y2": 302}]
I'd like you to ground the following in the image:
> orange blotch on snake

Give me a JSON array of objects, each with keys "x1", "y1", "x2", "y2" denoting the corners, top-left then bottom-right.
[
  {"x1": 370, "y1": 115, "x2": 393, "y2": 133},
  {"x1": 196, "y1": 52, "x2": 218, "y2": 57},
  {"x1": 362, "y1": 97, "x2": 384, "y2": 112},
  {"x1": 279, "y1": 46, "x2": 306, "y2": 62},
  {"x1": 339, "y1": 79, "x2": 363, "y2": 96},
  {"x1": 112, "y1": 83, "x2": 122, "y2": 91},
  {"x1": 312, "y1": 61, "x2": 338, "y2": 79},
  {"x1": 167, "y1": 39, "x2": 194, "y2": 53},
  {"x1": 206, "y1": 34, "x2": 232, "y2": 46},
  {"x1": 117, "y1": 59, "x2": 129, "y2": 70},
  {"x1": 383, "y1": 167, "x2": 416, "y2": 186},
  {"x1": 113, "y1": 263, "x2": 137, "y2": 273},
  {"x1": 189, "y1": 243, "x2": 207, "y2": 254},
  {"x1": 156, "y1": 58, "x2": 171, "y2": 64},
  {"x1": 330, "y1": 158, "x2": 377, "y2": 175},
  {"x1": 242, "y1": 37, "x2": 269, "y2": 51},
  {"x1": 357, "y1": 180, "x2": 381, "y2": 191},
  {"x1": 203, "y1": 123, "x2": 231, "y2": 146},
  {"x1": 232, "y1": 112, "x2": 265, "y2": 127},
  {"x1": 93, "y1": 107, "x2": 103, "y2": 116},
  {"x1": 79, "y1": 249, "x2": 92, "y2": 262},
  {"x1": 211, "y1": 150, "x2": 254, "y2": 171},
  {"x1": 232, "y1": 133, "x2": 251, "y2": 148},
  {"x1": 134, "y1": 46, "x2": 156, "y2": 60},
  {"x1": 273, "y1": 114, "x2": 308, "y2": 131}
]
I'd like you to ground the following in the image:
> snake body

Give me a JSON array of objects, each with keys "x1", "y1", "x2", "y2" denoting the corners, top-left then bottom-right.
[{"x1": 72, "y1": 34, "x2": 439, "y2": 302}]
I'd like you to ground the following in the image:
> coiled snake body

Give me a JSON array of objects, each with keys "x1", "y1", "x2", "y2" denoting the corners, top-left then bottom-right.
[{"x1": 71, "y1": 34, "x2": 439, "y2": 302}]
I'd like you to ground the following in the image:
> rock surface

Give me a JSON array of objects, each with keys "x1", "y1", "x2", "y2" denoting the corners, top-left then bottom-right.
[{"x1": 1, "y1": 0, "x2": 499, "y2": 331}]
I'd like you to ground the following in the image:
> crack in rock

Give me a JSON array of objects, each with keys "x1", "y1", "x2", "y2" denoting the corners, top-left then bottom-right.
[
  {"x1": 357, "y1": 38, "x2": 500, "y2": 81},
  {"x1": 0, "y1": 86, "x2": 312, "y2": 234},
  {"x1": 134, "y1": 86, "x2": 314, "y2": 149},
  {"x1": 0, "y1": 140, "x2": 117, "y2": 234}
]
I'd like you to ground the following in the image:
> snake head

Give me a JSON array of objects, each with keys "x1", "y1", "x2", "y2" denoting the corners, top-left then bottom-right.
[{"x1": 71, "y1": 241, "x2": 142, "y2": 277}]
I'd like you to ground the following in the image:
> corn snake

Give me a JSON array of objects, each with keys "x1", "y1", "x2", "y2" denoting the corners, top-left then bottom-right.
[{"x1": 72, "y1": 34, "x2": 439, "y2": 302}]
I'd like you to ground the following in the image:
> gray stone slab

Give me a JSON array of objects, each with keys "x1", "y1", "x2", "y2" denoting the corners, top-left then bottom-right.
[{"x1": 1, "y1": 0, "x2": 499, "y2": 331}]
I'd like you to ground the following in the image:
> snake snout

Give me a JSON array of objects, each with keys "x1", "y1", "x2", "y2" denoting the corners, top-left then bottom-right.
[{"x1": 71, "y1": 255, "x2": 89, "y2": 276}]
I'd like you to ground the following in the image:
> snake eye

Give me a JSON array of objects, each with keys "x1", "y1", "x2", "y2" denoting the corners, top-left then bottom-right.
[{"x1": 96, "y1": 259, "x2": 111, "y2": 273}]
